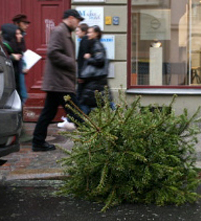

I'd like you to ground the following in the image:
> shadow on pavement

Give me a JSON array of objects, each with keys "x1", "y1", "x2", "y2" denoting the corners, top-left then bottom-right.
[{"x1": 0, "y1": 160, "x2": 7, "y2": 166}]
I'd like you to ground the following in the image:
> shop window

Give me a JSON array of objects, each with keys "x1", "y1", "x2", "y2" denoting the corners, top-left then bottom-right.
[{"x1": 130, "y1": 0, "x2": 201, "y2": 87}]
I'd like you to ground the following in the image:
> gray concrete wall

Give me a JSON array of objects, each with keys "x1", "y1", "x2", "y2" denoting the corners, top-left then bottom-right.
[
  {"x1": 72, "y1": 0, "x2": 128, "y2": 98},
  {"x1": 126, "y1": 94, "x2": 201, "y2": 117}
]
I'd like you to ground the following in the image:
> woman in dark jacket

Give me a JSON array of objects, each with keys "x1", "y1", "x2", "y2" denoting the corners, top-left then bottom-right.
[
  {"x1": 76, "y1": 23, "x2": 89, "y2": 101},
  {"x1": 79, "y1": 25, "x2": 112, "y2": 114},
  {"x1": 1, "y1": 23, "x2": 25, "y2": 102}
]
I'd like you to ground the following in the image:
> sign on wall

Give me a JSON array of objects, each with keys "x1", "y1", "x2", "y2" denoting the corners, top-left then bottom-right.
[
  {"x1": 140, "y1": 9, "x2": 171, "y2": 40},
  {"x1": 76, "y1": 7, "x2": 104, "y2": 30},
  {"x1": 101, "y1": 35, "x2": 115, "y2": 59}
]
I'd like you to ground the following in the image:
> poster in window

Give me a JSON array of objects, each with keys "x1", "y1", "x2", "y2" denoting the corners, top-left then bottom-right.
[{"x1": 140, "y1": 9, "x2": 171, "y2": 40}]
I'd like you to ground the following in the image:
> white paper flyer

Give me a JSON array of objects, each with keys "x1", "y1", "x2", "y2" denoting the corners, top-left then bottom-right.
[{"x1": 23, "y1": 49, "x2": 42, "y2": 70}]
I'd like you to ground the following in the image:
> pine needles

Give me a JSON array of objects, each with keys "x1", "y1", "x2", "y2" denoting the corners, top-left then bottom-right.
[{"x1": 58, "y1": 89, "x2": 201, "y2": 212}]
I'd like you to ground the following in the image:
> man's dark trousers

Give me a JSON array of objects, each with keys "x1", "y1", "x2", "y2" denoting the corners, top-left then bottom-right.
[{"x1": 32, "y1": 91, "x2": 81, "y2": 145}]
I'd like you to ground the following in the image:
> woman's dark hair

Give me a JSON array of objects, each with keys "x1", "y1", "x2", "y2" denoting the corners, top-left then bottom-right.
[
  {"x1": 90, "y1": 25, "x2": 102, "y2": 40},
  {"x1": 78, "y1": 23, "x2": 88, "y2": 33},
  {"x1": 1, "y1": 23, "x2": 19, "y2": 42},
  {"x1": 1, "y1": 23, "x2": 24, "y2": 53}
]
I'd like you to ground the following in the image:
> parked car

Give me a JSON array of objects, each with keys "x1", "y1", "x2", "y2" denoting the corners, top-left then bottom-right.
[{"x1": 0, "y1": 39, "x2": 22, "y2": 158}]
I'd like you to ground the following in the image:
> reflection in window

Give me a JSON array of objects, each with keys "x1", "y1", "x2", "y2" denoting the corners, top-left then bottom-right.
[{"x1": 130, "y1": 0, "x2": 201, "y2": 87}]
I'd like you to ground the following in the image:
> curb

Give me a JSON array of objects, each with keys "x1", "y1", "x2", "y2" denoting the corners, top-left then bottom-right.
[{"x1": 5, "y1": 168, "x2": 66, "y2": 181}]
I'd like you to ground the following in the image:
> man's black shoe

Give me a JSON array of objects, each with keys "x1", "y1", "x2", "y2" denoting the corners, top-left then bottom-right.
[{"x1": 32, "y1": 142, "x2": 56, "y2": 152}]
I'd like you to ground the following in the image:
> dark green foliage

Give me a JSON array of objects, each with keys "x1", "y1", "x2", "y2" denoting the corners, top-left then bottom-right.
[{"x1": 58, "y1": 90, "x2": 201, "y2": 212}]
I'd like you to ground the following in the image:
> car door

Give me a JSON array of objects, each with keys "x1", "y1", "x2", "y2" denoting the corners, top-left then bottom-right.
[
  {"x1": 0, "y1": 40, "x2": 22, "y2": 157},
  {"x1": 0, "y1": 42, "x2": 15, "y2": 108}
]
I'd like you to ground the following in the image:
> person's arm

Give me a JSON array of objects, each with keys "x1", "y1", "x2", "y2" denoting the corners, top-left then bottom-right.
[
  {"x1": 85, "y1": 43, "x2": 105, "y2": 67},
  {"x1": 10, "y1": 53, "x2": 22, "y2": 61},
  {"x1": 82, "y1": 36, "x2": 90, "y2": 54},
  {"x1": 47, "y1": 27, "x2": 75, "y2": 70},
  {"x1": 3, "y1": 42, "x2": 22, "y2": 61}
]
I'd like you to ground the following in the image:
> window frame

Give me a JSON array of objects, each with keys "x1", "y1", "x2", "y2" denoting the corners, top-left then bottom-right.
[{"x1": 127, "y1": 0, "x2": 201, "y2": 91}]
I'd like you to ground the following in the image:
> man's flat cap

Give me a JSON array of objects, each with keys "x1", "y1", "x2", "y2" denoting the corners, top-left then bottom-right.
[{"x1": 12, "y1": 14, "x2": 31, "y2": 24}]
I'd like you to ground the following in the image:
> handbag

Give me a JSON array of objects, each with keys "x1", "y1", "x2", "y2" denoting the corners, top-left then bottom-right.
[{"x1": 80, "y1": 59, "x2": 109, "y2": 79}]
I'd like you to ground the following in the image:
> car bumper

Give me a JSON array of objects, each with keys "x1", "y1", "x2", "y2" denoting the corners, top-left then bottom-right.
[
  {"x1": 0, "y1": 142, "x2": 20, "y2": 158},
  {"x1": 0, "y1": 90, "x2": 22, "y2": 157},
  {"x1": 0, "y1": 110, "x2": 22, "y2": 157}
]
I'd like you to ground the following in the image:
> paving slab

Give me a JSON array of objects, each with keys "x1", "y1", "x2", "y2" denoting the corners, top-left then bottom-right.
[
  {"x1": 0, "y1": 123, "x2": 72, "y2": 181},
  {"x1": 1, "y1": 122, "x2": 201, "y2": 182}
]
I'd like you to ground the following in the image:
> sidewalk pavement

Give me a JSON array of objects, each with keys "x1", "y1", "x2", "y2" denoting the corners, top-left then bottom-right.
[
  {"x1": 1, "y1": 122, "x2": 201, "y2": 182},
  {"x1": 0, "y1": 122, "x2": 73, "y2": 181}
]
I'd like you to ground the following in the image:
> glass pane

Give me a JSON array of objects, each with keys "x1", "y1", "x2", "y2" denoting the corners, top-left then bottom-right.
[
  {"x1": 191, "y1": 0, "x2": 201, "y2": 85},
  {"x1": 131, "y1": 0, "x2": 194, "y2": 86}
]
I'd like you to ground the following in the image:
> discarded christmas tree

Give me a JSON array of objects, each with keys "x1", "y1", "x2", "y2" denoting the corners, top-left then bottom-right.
[{"x1": 58, "y1": 89, "x2": 201, "y2": 212}]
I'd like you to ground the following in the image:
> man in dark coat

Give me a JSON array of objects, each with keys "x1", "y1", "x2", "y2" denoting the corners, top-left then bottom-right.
[
  {"x1": 32, "y1": 9, "x2": 84, "y2": 152},
  {"x1": 57, "y1": 23, "x2": 89, "y2": 128}
]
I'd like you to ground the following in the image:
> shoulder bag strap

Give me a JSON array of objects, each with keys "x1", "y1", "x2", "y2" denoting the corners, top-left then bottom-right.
[{"x1": 3, "y1": 42, "x2": 14, "y2": 53}]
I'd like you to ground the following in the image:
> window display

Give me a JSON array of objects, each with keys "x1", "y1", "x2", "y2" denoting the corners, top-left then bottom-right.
[{"x1": 130, "y1": 0, "x2": 201, "y2": 87}]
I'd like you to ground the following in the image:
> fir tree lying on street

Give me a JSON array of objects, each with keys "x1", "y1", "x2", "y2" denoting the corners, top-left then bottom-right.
[{"x1": 58, "y1": 89, "x2": 201, "y2": 212}]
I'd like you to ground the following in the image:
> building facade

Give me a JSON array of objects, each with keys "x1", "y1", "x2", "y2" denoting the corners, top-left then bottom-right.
[
  {"x1": 73, "y1": 0, "x2": 201, "y2": 116},
  {"x1": 1, "y1": 0, "x2": 201, "y2": 120}
]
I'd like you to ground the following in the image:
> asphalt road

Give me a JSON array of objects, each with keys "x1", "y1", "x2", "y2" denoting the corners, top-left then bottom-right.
[{"x1": 0, "y1": 180, "x2": 201, "y2": 221}]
